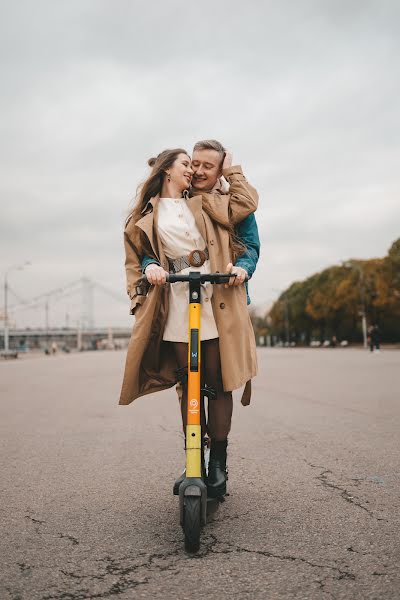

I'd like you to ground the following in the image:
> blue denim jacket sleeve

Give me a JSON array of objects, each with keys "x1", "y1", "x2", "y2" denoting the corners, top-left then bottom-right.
[
  {"x1": 235, "y1": 213, "x2": 260, "y2": 278},
  {"x1": 234, "y1": 213, "x2": 260, "y2": 305},
  {"x1": 141, "y1": 255, "x2": 161, "y2": 274}
]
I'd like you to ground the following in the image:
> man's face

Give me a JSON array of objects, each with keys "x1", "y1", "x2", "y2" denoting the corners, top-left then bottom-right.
[{"x1": 191, "y1": 149, "x2": 223, "y2": 191}]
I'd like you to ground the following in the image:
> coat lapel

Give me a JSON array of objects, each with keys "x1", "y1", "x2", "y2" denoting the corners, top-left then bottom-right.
[
  {"x1": 133, "y1": 192, "x2": 207, "y2": 261},
  {"x1": 185, "y1": 194, "x2": 207, "y2": 244},
  {"x1": 134, "y1": 195, "x2": 160, "y2": 259},
  {"x1": 153, "y1": 200, "x2": 168, "y2": 267}
]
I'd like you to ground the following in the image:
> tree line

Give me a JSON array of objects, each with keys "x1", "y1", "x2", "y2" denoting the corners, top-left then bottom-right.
[{"x1": 252, "y1": 238, "x2": 400, "y2": 345}]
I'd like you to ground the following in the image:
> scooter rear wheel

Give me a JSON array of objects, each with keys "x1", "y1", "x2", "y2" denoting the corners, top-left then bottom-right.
[{"x1": 183, "y1": 496, "x2": 201, "y2": 553}]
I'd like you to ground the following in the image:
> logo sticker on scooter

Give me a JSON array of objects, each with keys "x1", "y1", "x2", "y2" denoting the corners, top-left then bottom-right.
[{"x1": 189, "y1": 398, "x2": 199, "y2": 414}]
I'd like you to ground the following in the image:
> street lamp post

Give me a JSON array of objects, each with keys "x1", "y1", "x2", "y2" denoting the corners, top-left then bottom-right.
[
  {"x1": 283, "y1": 297, "x2": 290, "y2": 346},
  {"x1": 3, "y1": 262, "x2": 31, "y2": 353},
  {"x1": 359, "y1": 272, "x2": 368, "y2": 350},
  {"x1": 4, "y1": 273, "x2": 8, "y2": 352},
  {"x1": 343, "y1": 261, "x2": 367, "y2": 349}
]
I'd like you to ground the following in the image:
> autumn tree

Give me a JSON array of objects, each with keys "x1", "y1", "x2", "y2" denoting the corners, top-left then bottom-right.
[{"x1": 267, "y1": 238, "x2": 400, "y2": 344}]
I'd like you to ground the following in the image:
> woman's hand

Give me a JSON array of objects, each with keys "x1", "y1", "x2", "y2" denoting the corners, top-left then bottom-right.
[
  {"x1": 222, "y1": 150, "x2": 233, "y2": 171},
  {"x1": 225, "y1": 262, "x2": 248, "y2": 287},
  {"x1": 144, "y1": 264, "x2": 168, "y2": 285}
]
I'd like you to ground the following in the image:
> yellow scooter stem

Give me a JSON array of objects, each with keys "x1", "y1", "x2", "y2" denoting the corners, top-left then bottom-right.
[{"x1": 186, "y1": 301, "x2": 202, "y2": 477}]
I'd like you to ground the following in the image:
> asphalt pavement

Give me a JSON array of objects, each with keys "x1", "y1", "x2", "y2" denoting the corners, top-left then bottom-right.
[{"x1": 1, "y1": 347, "x2": 399, "y2": 599}]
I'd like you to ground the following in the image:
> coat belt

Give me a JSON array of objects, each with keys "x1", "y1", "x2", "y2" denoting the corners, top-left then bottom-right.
[{"x1": 168, "y1": 247, "x2": 209, "y2": 274}]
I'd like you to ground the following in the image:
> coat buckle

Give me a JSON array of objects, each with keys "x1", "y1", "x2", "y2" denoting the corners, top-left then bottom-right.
[{"x1": 188, "y1": 249, "x2": 206, "y2": 267}]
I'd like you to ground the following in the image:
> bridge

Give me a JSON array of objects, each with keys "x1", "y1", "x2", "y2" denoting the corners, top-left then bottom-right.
[
  {"x1": 2, "y1": 326, "x2": 131, "y2": 353},
  {"x1": 3, "y1": 277, "x2": 126, "y2": 331}
]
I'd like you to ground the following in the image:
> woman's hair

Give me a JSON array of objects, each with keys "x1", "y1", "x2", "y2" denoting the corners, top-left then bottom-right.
[{"x1": 132, "y1": 148, "x2": 188, "y2": 218}]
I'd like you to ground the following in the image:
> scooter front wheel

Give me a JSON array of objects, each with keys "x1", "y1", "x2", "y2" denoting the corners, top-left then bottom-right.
[{"x1": 183, "y1": 496, "x2": 201, "y2": 553}]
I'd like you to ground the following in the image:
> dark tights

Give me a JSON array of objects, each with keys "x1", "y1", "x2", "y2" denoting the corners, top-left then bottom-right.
[{"x1": 173, "y1": 338, "x2": 233, "y2": 441}]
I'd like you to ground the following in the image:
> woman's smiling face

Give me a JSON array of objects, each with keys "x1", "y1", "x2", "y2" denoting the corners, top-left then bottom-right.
[{"x1": 167, "y1": 153, "x2": 193, "y2": 190}]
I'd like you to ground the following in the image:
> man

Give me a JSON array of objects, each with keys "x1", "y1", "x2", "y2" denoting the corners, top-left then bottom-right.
[{"x1": 141, "y1": 140, "x2": 260, "y2": 496}]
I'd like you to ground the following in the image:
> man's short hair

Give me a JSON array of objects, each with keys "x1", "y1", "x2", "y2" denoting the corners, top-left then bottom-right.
[{"x1": 193, "y1": 139, "x2": 226, "y2": 157}]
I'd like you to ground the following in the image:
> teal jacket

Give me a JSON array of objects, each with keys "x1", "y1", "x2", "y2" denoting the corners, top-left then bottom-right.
[{"x1": 141, "y1": 213, "x2": 260, "y2": 305}]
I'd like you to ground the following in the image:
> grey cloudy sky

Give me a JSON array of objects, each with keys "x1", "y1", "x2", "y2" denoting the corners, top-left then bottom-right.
[{"x1": 1, "y1": 0, "x2": 399, "y2": 328}]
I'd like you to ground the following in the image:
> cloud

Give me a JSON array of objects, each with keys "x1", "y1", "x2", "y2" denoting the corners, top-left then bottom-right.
[{"x1": 1, "y1": 0, "x2": 399, "y2": 326}]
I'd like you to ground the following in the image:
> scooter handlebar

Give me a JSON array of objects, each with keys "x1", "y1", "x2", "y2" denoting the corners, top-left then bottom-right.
[{"x1": 141, "y1": 272, "x2": 248, "y2": 284}]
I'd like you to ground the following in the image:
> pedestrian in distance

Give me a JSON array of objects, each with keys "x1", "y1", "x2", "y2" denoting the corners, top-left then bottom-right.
[{"x1": 370, "y1": 323, "x2": 381, "y2": 353}]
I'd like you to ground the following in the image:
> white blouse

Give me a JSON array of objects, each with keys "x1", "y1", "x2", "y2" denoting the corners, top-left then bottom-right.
[{"x1": 157, "y1": 197, "x2": 219, "y2": 343}]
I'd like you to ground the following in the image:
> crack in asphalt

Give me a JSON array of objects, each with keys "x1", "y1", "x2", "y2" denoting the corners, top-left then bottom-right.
[
  {"x1": 58, "y1": 533, "x2": 79, "y2": 546},
  {"x1": 313, "y1": 565, "x2": 359, "y2": 599},
  {"x1": 204, "y1": 534, "x2": 355, "y2": 580},
  {"x1": 304, "y1": 461, "x2": 386, "y2": 521},
  {"x1": 25, "y1": 513, "x2": 80, "y2": 547},
  {"x1": 208, "y1": 509, "x2": 251, "y2": 524},
  {"x1": 25, "y1": 516, "x2": 45, "y2": 525},
  {"x1": 33, "y1": 531, "x2": 355, "y2": 600},
  {"x1": 317, "y1": 469, "x2": 374, "y2": 515},
  {"x1": 25, "y1": 514, "x2": 46, "y2": 534},
  {"x1": 41, "y1": 547, "x2": 184, "y2": 599},
  {"x1": 203, "y1": 534, "x2": 355, "y2": 599},
  {"x1": 346, "y1": 546, "x2": 372, "y2": 556},
  {"x1": 19, "y1": 505, "x2": 365, "y2": 599},
  {"x1": 16, "y1": 562, "x2": 32, "y2": 575}
]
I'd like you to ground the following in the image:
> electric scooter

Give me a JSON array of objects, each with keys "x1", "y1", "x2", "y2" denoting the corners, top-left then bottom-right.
[{"x1": 166, "y1": 271, "x2": 236, "y2": 553}]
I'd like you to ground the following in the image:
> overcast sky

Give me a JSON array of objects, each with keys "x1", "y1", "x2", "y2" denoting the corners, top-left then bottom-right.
[{"x1": 1, "y1": 0, "x2": 399, "y2": 329}]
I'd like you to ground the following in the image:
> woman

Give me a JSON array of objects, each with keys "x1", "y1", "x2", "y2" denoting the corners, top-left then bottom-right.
[{"x1": 120, "y1": 147, "x2": 258, "y2": 497}]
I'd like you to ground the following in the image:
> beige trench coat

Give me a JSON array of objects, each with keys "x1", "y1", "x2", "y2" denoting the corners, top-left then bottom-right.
[{"x1": 119, "y1": 165, "x2": 258, "y2": 406}]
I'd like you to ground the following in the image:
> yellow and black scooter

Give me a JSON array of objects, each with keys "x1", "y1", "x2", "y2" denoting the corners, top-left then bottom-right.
[{"x1": 165, "y1": 270, "x2": 236, "y2": 553}]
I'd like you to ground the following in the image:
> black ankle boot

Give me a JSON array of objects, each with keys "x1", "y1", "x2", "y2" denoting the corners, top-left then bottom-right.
[{"x1": 207, "y1": 439, "x2": 228, "y2": 498}]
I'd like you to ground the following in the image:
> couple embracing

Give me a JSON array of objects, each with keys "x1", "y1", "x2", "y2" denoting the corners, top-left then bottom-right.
[{"x1": 120, "y1": 139, "x2": 260, "y2": 498}]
